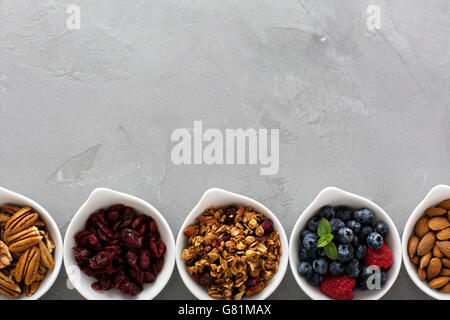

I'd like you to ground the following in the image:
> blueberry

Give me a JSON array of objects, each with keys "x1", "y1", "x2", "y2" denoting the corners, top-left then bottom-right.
[
  {"x1": 312, "y1": 258, "x2": 328, "y2": 274},
  {"x1": 356, "y1": 278, "x2": 369, "y2": 290},
  {"x1": 300, "y1": 229, "x2": 312, "y2": 241},
  {"x1": 375, "y1": 221, "x2": 389, "y2": 237},
  {"x1": 353, "y1": 208, "x2": 374, "y2": 225},
  {"x1": 319, "y1": 206, "x2": 335, "y2": 220},
  {"x1": 306, "y1": 273, "x2": 322, "y2": 286},
  {"x1": 346, "y1": 259, "x2": 360, "y2": 278},
  {"x1": 337, "y1": 227, "x2": 354, "y2": 244},
  {"x1": 330, "y1": 261, "x2": 345, "y2": 275},
  {"x1": 337, "y1": 244, "x2": 354, "y2": 262},
  {"x1": 351, "y1": 235, "x2": 359, "y2": 247},
  {"x1": 359, "y1": 265, "x2": 385, "y2": 288},
  {"x1": 297, "y1": 261, "x2": 313, "y2": 277},
  {"x1": 360, "y1": 265, "x2": 374, "y2": 281},
  {"x1": 360, "y1": 225, "x2": 373, "y2": 242},
  {"x1": 380, "y1": 270, "x2": 387, "y2": 286},
  {"x1": 299, "y1": 247, "x2": 313, "y2": 262},
  {"x1": 303, "y1": 233, "x2": 319, "y2": 250},
  {"x1": 335, "y1": 206, "x2": 353, "y2": 221},
  {"x1": 366, "y1": 232, "x2": 383, "y2": 249},
  {"x1": 330, "y1": 218, "x2": 345, "y2": 234},
  {"x1": 355, "y1": 244, "x2": 367, "y2": 260},
  {"x1": 307, "y1": 216, "x2": 321, "y2": 232},
  {"x1": 346, "y1": 220, "x2": 362, "y2": 235},
  {"x1": 313, "y1": 247, "x2": 328, "y2": 258}
]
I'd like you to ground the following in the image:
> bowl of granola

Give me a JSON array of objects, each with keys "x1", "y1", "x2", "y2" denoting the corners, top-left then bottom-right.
[{"x1": 176, "y1": 188, "x2": 288, "y2": 300}]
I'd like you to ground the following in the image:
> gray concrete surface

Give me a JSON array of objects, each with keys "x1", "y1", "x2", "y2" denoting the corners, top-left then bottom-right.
[{"x1": 1, "y1": 0, "x2": 449, "y2": 299}]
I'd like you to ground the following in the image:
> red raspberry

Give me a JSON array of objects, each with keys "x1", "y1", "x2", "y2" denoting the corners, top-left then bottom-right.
[
  {"x1": 364, "y1": 242, "x2": 393, "y2": 270},
  {"x1": 320, "y1": 275, "x2": 355, "y2": 300}
]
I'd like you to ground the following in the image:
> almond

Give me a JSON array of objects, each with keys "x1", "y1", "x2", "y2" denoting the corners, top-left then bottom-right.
[
  {"x1": 433, "y1": 244, "x2": 443, "y2": 258},
  {"x1": 415, "y1": 216, "x2": 430, "y2": 238},
  {"x1": 440, "y1": 282, "x2": 450, "y2": 293},
  {"x1": 418, "y1": 268, "x2": 427, "y2": 281},
  {"x1": 425, "y1": 207, "x2": 447, "y2": 217},
  {"x1": 417, "y1": 232, "x2": 435, "y2": 256},
  {"x1": 436, "y1": 241, "x2": 450, "y2": 258},
  {"x1": 411, "y1": 255, "x2": 419, "y2": 264},
  {"x1": 437, "y1": 199, "x2": 450, "y2": 209},
  {"x1": 420, "y1": 252, "x2": 432, "y2": 269},
  {"x1": 428, "y1": 276, "x2": 449, "y2": 289},
  {"x1": 427, "y1": 258, "x2": 442, "y2": 279},
  {"x1": 183, "y1": 225, "x2": 198, "y2": 238},
  {"x1": 441, "y1": 268, "x2": 450, "y2": 276},
  {"x1": 442, "y1": 258, "x2": 450, "y2": 268},
  {"x1": 436, "y1": 227, "x2": 450, "y2": 240},
  {"x1": 428, "y1": 217, "x2": 450, "y2": 231},
  {"x1": 408, "y1": 235, "x2": 420, "y2": 258}
]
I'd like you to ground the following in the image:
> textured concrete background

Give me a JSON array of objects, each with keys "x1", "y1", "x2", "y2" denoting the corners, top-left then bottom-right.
[{"x1": 1, "y1": 0, "x2": 449, "y2": 299}]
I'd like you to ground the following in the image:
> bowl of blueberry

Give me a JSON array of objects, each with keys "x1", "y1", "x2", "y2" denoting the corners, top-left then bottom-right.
[{"x1": 288, "y1": 187, "x2": 402, "y2": 300}]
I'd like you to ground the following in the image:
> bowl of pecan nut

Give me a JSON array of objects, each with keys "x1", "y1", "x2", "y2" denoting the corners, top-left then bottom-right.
[
  {"x1": 176, "y1": 188, "x2": 289, "y2": 300},
  {"x1": 0, "y1": 186, "x2": 63, "y2": 300},
  {"x1": 63, "y1": 188, "x2": 175, "y2": 300}
]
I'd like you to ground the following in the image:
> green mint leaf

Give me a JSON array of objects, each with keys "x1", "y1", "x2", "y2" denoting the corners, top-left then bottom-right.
[
  {"x1": 324, "y1": 233, "x2": 334, "y2": 243},
  {"x1": 317, "y1": 237, "x2": 329, "y2": 247},
  {"x1": 324, "y1": 242, "x2": 338, "y2": 260},
  {"x1": 317, "y1": 218, "x2": 331, "y2": 237}
]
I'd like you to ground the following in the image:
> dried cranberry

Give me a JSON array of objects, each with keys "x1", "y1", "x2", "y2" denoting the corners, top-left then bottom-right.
[
  {"x1": 93, "y1": 250, "x2": 115, "y2": 267},
  {"x1": 120, "y1": 228, "x2": 143, "y2": 248},
  {"x1": 215, "y1": 235, "x2": 231, "y2": 249},
  {"x1": 91, "y1": 281, "x2": 102, "y2": 291},
  {"x1": 143, "y1": 271, "x2": 155, "y2": 283},
  {"x1": 75, "y1": 231, "x2": 91, "y2": 245},
  {"x1": 112, "y1": 271, "x2": 126, "y2": 288},
  {"x1": 260, "y1": 219, "x2": 273, "y2": 234},
  {"x1": 97, "y1": 220, "x2": 116, "y2": 239},
  {"x1": 119, "y1": 278, "x2": 142, "y2": 295},
  {"x1": 106, "y1": 210, "x2": 119, "y2": 223},
  {"x1": 132, "y1": 215, "x2": 147, "y2": 229},
  {"x1": 198, "y1": 273, "x2": 213, "y2": 286},
  {"x1": 125, "y1": 250, "x2": 139, "y2": 270},
  {"x1": 81, "y1": 234, "x2": 102, "y2": 251},
  {"x1": 74, "y1": 248, "x2": 92, "y2": 265},
  {"x1": 108, "y1": 204, "x2": 125, "y2": 213},
  {"x1": 139, "y1": 250, "x2": 151, "y2": 270},
  {"x1": 224, "y1": 206, "x2": 237, "y2": 224},
  {"x1": 246, "y1": 277, "x2": 259, "y2": 291},
  {"x1": 158, "y1": 240, "x2": 166, "y2": 258},
  {"x1": 99, "y1": 275, "x2": 111, "y2": 290},
  {"x1": 148, "y1": 219, "x2": 157, "y2": 233},
  {"x1": 255, "y1": 235, "x2": 267, "y2": 242}
]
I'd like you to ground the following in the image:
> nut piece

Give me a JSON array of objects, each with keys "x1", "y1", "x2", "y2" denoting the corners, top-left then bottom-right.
[
  {"x1": 428, "y1": 276, "x2": 449, "y2": 289},
  {"x1": 417, "y1": 232, "x2": 435, "y2": 256},
  {"x1": 415, "y1": 216, "x2": 430, "y2": 238},
  {"x1": 427, "y1": 258, "x2": 442, "y2": 280},
  {"x1": 442, "y1": 258, "x2": 450, "y2": 268},
  {"x1": 24, "y1": 281, "x2": 41, "y2": 296},
  {"x1": 411, "y1": 256, "x2": 420, "y2": 264},
  {"x1": 419, "y1": 252, "x2": 432, "y2": 269},
  {"x1": 408, "y1": 235, "x2": 420, "y2": 258},
  {"x1": 428, "y1": 217, "x2": 450, "y2": 231},
  {"x1": 7, "y1": 226, "x2": 42, "y2": 254},
  {"x1": 418, "y1": 268, "x2": 427, "y2": 281},
  {"x1": 436, "y1": 228, "x2": 450, "y2": 241},
  {"x1": 425, "y1": 207, "x2": 447, "y2": 217},
  {"x1": 14, "y1": 246, "x2": 40, "y2": 285},
  {"x1": 0, "y1": 271, "x2": 20, "y2": 298},
  {"x1": 437, "y1": 199, "x2": 450, "y2": 209},
  {"x1": 440, "y1": 282, "x2": 450, "y2": 293},
  {"x1": 0, "y1": 240, "x2": 12, "y2": 269},
  {"x1": 38, "y1": 241, "x2": 55, "y2": 270},
  {"x1": 183, "y1": 225, "x2": 198, "y2": 238},
  {"x1": 4, "y1": 207, "x2": 37, "y2": 238},
  {"x1": 441, "y1": 268, "x2": 450, "y2": 276},
  {"x1": 435, "y1": 241, "x2": 450, "y2": 258},
  {"x1": 433, "y1": 244, "x2": 443, "y2": 259}
]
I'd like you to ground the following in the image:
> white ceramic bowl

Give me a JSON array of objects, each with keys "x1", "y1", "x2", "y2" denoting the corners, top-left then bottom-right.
[
  {"x1": 402, "y1": 184, "x2": 450, "y2": 300},
  {"x1": 176, "y1": 188, "x2": 289, "y2": 300},
  {"x1": 289, "y1": 187, "x2": 402, "y2": 300},
  {"x1": 0, "y1": 186, "x2": 63, "y2": 300},
  {"x1": 63, "y1": 188, "x2": 175, "y2": 300}
]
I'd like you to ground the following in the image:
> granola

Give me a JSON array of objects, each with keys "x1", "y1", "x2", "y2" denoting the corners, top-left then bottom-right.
[{"x1": 181, "y1": 205, "x2": 282, "y2": 300}]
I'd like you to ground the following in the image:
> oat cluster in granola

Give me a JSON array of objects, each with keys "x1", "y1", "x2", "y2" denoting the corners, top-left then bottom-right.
[
  {"x1": 0, "y1": 204, "x2": 55, "y2": 298},
  {"x1": 181, "y1": 205, "x2": 281, "y2": 300}
]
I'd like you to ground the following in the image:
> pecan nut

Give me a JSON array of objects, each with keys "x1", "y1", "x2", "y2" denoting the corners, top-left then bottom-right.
[
  {"x1": 24, "y1": 280, "x2": 41, "y2": 296},
  {"x1": 4, "y1": 207, "x2": 37, "y2": 238},
  {"x1": 0, "y1": 240, "x2": 12, "y2": 269},
  {"x1": 14, "y1": 246, "x2": 40, "y2": 285},
  {"x1": 0, "y1": 271, "x2": 20, "y2": 298},
  {"x1": 7, "y1": 226, "x2": 42, "y2": 253},
  {"x1": 38, "y1": 240, "x2": 55, "y2": 270}
]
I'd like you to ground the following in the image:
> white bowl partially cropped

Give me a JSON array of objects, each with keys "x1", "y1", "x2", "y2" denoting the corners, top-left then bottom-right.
[
  {"x1": 0, "y1": 186, "x2": 63, "y2": 300},
  {"x1": 402, "y1": 184, "x2": 450, "y2": 300},
  {"x1": 289, "y1": 186, "x2": 402, "y2": 300},
  {"x1": 63, "y1": 188, "x2": 175, "y2": 300},
  {"x1": 176, "y1": 187, "x2": 289, "y2": 300}
]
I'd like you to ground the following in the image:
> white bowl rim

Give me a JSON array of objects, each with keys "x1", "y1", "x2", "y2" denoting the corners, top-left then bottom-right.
[
  {"x1": 175, "y1": 187, "x2": 289, "y2": 300},
  {"x1": 401, "y1": 184, "x2": 450, "y2": 300},
  {"x1": 288, "y1": 186, "x2": 402, "y2": 300},
  {"x1": 63, "y1": 187, "x2": 176, "y2": 300},
  {"x1": 0, "y1": 186, "x2": 63, "y2": 300}
]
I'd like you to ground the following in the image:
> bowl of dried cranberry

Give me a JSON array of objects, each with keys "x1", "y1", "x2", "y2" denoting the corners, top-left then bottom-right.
[
  {"x1": 63, "y1": 188, "x2": 175, "y2": 300},
  {"x1": 289, "y1": 187, "x2": 402, "y2": 300},
  {"x1": 176, "y1": 188, "x2": 289, "y2": 300}
]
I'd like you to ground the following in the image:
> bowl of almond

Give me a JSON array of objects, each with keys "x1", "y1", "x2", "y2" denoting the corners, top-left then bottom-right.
[
  {"x1": 403, "y1": 185, "x2": 450, "y2": 300},
  {"x1": 0, "y1": 186, "x2": 62, "y2": 299}
]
